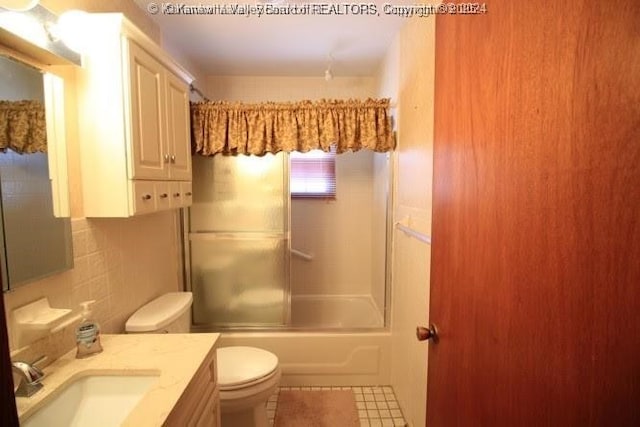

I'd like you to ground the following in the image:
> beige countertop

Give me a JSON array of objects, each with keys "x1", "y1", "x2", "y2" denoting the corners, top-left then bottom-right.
[{"x1": 17, "y1": 333, "x2": 220, "y2": 426}]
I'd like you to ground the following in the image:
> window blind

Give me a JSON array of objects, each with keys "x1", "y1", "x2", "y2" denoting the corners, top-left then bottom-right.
[{"x1": 290, "y1": 147, "x2": 336, "y2": 198}]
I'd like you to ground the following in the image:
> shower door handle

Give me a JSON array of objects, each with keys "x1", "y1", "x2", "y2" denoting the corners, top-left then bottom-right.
[{"x1": 416, "y1": 324, "x2": 439, "y2": 343}]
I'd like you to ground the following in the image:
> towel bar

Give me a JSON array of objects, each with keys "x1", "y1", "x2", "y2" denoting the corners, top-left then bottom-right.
[{"x1": 395, "y1": 222, "x2": 431, "y2": 244}]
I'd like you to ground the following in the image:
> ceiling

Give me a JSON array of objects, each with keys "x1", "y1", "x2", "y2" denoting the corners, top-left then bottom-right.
[{"x1": 133, "y1": 0, "x2": 409, "y2": 77}]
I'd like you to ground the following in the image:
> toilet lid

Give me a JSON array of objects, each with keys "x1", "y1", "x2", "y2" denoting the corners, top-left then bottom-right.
[{"x1": 217, "y1": 346, "x2": 278, "y2": 387}]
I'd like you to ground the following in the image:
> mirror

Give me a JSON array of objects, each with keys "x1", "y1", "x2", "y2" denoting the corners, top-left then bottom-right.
[{"x1": 0, "y1": 54, "x2": 73, "y2": 291}]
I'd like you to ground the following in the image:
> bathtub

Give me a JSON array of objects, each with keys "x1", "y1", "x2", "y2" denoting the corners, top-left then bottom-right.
[
  {"x1": 215, "y1": 294, "x2": 390, "y2": 386},
  {"x1": 291, "y1": 295, "x2": 384, "y2": 328}
]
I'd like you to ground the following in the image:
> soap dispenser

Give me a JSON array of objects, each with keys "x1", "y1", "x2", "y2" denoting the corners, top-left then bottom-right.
[{"x1": 75, "y1": 300, "x2": 103, "y2": 359}]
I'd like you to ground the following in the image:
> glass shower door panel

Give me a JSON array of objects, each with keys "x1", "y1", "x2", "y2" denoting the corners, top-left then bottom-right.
[
  {"x1": 190, "y1": 236, "x2": 288, "y2": 327},
  {"x1": 190, "y1": 154, "x2": 287, "y2": 233},
  {"x1": 188, "y1": 152, "x2": 290, "y2": 327}
]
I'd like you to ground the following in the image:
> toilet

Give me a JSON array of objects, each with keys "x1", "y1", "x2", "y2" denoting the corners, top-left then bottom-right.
[
  {"x1": 125, "y1": 292, "x2": 193, "y2": 334},
  {"x1": 125, "y1": 292, "x2": 281, "y2": 427},
  {"x1": 217, "y1": 346, "x2": 281, "y2": 427}
]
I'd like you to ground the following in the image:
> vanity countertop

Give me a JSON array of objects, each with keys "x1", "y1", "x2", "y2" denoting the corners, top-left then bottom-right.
[{"x1": 17, "y1": 333, "x2": 220, "y2": 426}]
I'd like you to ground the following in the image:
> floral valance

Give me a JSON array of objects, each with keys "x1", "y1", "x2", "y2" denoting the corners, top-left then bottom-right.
[
  {"x1": 190, "y1": 98, "x2": 395, "y2": 156},
  {"x1": 0, "y1": 100, "x2": 47, "y2": 154}
]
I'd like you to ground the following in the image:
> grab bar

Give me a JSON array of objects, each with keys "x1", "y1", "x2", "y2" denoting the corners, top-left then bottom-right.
[
  {"x1": 395, "y1": 222, "x2": 432, "y2": 245},
  {"x1": 291, "y1": 249, "x2": 313, "y2": 261}
]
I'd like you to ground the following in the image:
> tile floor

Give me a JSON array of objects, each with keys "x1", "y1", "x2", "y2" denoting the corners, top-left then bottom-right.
[{"x1": 267, "y1": 385, "x2": 407, "y2": 427}]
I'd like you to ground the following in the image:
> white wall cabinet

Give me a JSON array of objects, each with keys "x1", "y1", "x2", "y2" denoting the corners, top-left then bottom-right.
[{"x1": 77, "y1": 14, "x2": 194, "y2": 217}]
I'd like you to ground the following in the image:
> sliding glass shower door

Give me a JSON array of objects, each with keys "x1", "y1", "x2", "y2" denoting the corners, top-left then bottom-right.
[{"x1": 187, "y1": 154, "x2": 290, "y2": 328}]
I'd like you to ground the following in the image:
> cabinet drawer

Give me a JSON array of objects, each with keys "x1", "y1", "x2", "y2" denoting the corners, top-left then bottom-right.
[
  {"x1": 127, "y1": 180, "x2": 192, "y2": 215},
  {"x1": 169, "y1": 182, "x2": 183, "y2": 208},
  {"x1": 131, "y1": 181, "x2": 156, "y2": 215},
  {"x1": 181, "y1": 182, "x2": 193, "y2": 207},
  {"x1": 156, "y1": 181, "x2": 172, "y2": 211}
]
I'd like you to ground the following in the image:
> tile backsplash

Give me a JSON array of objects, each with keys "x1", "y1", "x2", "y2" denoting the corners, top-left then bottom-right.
[{"x1": 4, "y1": 211, "x2": 182, "y2": 363}]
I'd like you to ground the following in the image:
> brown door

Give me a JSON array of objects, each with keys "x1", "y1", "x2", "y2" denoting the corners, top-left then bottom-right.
[{"x1": 427, "y1": 0, "x2": 640, "y2": 426}]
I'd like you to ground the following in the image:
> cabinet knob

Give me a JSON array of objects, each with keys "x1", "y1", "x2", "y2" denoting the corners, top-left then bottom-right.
[
  {"x1": 141, "y1": 194, "x2": 152, "y2": 201},
  {"x1": 164, "y1": 154, "x2": 170, "y2": 163},
  {"x1": 159, "y1": 193, "x2": 168, "y2": 199},
  {"x1": 173, "y1": 192, "x2": 181, "y2": 198},
  {"x1": 170, "y1": 155, "x2": 176, "y2": 164},
  {"x1": 185, "y1": 192, "x2": 192, "y2": 197}
]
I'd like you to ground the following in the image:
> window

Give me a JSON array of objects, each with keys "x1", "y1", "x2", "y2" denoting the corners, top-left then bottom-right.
[{"x1": 290, "y1": 147, "x2": 336, "y2": 198}]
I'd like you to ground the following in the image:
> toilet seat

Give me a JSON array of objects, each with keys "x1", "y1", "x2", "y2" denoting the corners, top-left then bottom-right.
[
  {"x1": 219, "y1": 368, "x2": 279, "y2": 391},
  {"x1": 217, "y1": 346, "x2": 279, "y2": 391}
]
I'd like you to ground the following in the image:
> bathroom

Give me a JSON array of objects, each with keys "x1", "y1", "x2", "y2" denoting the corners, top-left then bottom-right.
[
  {"x1": 2, "y1": 0, "x2": 639, "y2": 426},
  {"x1": 1, "y1": 0, "x2": 430, "y2": 425}
]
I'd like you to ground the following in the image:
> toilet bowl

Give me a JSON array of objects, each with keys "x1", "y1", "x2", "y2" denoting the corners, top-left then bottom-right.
[{"x1": 217, "y1": 346, "x2": 281, "y2": 427}]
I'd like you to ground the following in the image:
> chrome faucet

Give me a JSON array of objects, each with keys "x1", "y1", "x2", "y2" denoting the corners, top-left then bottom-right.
[{"x1": 12, "y1": 357, "x2": 45, "y2": 397}]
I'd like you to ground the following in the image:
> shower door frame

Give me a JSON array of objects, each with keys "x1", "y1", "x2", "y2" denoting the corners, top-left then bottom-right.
[
  {"x1": 383, "y1": 150, "x2": 396, "y2": 331},
  {"x1": 182, "y1": 150, "x2": 395, "y2": 332}
]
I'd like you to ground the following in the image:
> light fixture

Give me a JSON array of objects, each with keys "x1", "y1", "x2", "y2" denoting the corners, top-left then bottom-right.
[
  {"x1": 46, "y1": 9, "x2": 90, "y2": 54},
  {"x1": 0, "y1": 0, "x2": 40, "y2": 11},
  {"x1": 0, "y1": 3, "x2": 81, "y2": 65},
  {"x1": 324, "y1": 54, "x2": 334, "y2": 81},
  {"x1": 324, "y1": 68, "x2": 333, "y2": 81},
  {"x1": 0, "y1": 9, "x2": 48, "y2": 47}
]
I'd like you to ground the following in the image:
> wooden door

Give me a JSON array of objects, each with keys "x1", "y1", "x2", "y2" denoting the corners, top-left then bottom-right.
[
  {"x1": 427, "y1": 0, "x2": 640, "y2": 425},
  {"x1": 165, "y1": 72, "x2": 192, "y2": 181},
  {"x1": 127, "y1": 40, "x2": 168, "y2": 180},
  {"x1": 0, "y1": 274, "x2": 18, "y2": 426}
]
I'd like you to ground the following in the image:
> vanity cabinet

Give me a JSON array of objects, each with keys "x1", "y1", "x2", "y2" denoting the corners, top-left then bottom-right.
[
  {"x1": 77, "y1": 14, "x2": 194, "y2": 217},
  {"x1": 164, "y1": 345, "x2": 220, "y2": 427}
]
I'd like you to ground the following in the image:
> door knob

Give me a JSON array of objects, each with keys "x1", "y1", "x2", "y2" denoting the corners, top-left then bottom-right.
[{"x1": 416, "y1": 324, "x2": 439, "y2": 343}]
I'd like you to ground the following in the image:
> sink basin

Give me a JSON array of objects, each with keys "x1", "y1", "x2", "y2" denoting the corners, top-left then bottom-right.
[{"x1": 21, "y1": 374, "x2": 159, "y2": 427}]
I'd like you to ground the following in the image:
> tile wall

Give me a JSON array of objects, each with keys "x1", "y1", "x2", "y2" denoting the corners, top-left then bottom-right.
[{"x1": 3, "y1": 211, "x2": 182, "y2": 364}]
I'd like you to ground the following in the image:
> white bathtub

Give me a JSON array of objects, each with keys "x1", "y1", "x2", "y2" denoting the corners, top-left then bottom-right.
[
  {"x1": 291, "y1": 295, "x2": 384, "y2": 328},
  {"x1": 216, "y1": 295, "x2": 390, "y2": 386},
  {"x1": 218, "y1": 330, "x2": 391, "y2": 386}
]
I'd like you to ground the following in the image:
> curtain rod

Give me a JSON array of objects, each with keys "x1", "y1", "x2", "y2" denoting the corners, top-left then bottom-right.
[{"x1": 189, "y1": 84, "x2": 210, "y2": 101}]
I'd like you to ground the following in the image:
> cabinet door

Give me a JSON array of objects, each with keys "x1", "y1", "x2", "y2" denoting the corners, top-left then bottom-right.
[
  {"x1": 127, "y1": 40, "x2": 168, "y2": 180},
  {"x1": 164, "y1": 349, "x2": 219, "y2": 426},
  {"x1": 165, "y1": 72, "x2": 192, "y2": 180}
]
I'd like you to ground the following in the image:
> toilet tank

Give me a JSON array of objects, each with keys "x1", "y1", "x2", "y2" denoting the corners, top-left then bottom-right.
[{"x1": 125, "y1": 292, "x2": 192, "y2": 333}]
